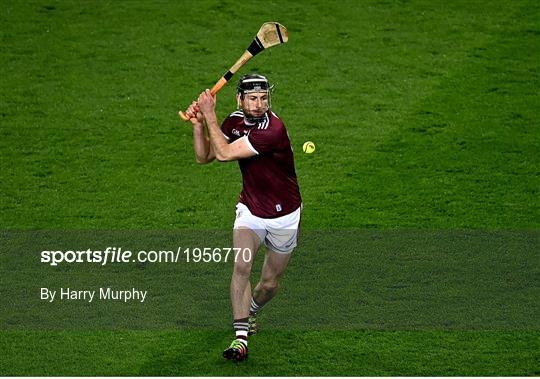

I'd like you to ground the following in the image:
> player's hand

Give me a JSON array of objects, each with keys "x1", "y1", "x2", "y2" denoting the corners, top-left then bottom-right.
[
  {"x1": 197, "y1": 89, "x2": 216, "y2": 116},
  {"x1": 186, "y1": 101, "x2": 204, "y2": 126}
]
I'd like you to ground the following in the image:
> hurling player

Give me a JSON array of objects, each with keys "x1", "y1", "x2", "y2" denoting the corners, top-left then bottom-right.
[{"x1": 186, "y1": 74, "x2": 302, "y2": 361}]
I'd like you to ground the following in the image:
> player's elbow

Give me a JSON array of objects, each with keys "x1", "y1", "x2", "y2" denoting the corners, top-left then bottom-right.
[
  {"x1": 195, "y1": 157, "x2": 207, "y2": 164},
  {"x1": 195, "y1": 155, "x2": 212, "y2": 164},
  {"x1": 215, "y1": 151, "x2": 232, "y2": 162}
]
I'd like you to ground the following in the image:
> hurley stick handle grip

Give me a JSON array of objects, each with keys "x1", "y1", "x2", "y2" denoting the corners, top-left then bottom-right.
[{"x1": 179, "y1": 111, "x2": 191, "y2": 121}]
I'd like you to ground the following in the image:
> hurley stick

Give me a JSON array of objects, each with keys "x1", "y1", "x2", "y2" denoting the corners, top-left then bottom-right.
[{"x1": 179, "y1": 22, "x2": 288, "y2": 121}]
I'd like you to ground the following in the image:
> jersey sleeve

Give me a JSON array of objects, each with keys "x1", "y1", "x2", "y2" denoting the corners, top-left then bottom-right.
[
  {"x1": 220, "y1": 116, "x2": 233, "y2": 140},
  {"x1": 247, "y1": 123, "x2": 287, "y2": 154}
]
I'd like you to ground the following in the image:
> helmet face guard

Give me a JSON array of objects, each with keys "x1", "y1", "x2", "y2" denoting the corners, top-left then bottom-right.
[{"x1": 237, "y1": 74, "x2": 273, "y2": 123}]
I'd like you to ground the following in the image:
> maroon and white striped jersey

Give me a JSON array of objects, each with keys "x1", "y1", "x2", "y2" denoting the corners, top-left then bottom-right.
[{"x1": 221, "y1": 110, "x2": 302, "y2": 218}]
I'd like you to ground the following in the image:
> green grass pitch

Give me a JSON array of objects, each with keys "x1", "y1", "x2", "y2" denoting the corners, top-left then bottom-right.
[{"x1": 1, "y1": 0, "x2": 539, "y2": 376}]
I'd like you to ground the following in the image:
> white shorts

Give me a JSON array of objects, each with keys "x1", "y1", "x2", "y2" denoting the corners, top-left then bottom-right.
[{"x1": 233, "y1": 203, "x2": 301, "y2": 254}]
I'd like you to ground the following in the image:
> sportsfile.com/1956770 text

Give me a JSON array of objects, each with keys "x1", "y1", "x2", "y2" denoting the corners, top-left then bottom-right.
[{"x1": 40, "y1": 247, "x2": 252, "y2": 266}]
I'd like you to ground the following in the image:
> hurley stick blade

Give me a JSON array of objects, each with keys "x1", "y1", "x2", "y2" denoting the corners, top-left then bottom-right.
[
  {"x1": 258, "y1": 22, "x2": 288, "y2": 48},
  {"x1": 246, "y1": 22, "x2": 288, "y2": 57}
]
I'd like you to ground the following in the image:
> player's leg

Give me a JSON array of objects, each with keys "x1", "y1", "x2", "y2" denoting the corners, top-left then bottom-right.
[
  {"x1": 253, "y1": 249, "x2": 291, "y2": 308},
  {"x1": 248, "y1": 206, "x2": 301, "y2": 335},
  {"x1": 223, "y1": 226, "x2": 261, "y2": 361},
  {"x1": 248, "y1": 249, "x2": 291, "y2": 336},
  {"x1": 231, "y1": 226, "x2": 261, "y2": 319}
]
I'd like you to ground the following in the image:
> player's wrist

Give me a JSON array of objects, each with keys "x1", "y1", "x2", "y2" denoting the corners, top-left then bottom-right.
[
  {"x1": 192, "y1": 123, "x2": 205, "y2": 132},
  {"x1": 204, "y1": 114, "x2": 218, "y2": 126}
]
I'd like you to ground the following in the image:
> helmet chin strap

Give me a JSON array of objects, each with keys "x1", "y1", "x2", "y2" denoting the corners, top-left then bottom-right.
[
  {"x1": 244, "y1": 113, "x2": 265, "y2": 124},
  {"x1": 239, "y1": 110, "x2": 265, "y2": 124}
]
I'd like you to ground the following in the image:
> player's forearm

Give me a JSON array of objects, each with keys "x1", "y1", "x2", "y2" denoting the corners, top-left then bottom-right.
[
  {"x1": 204, "y1": 114, "x2": 231, "y2": 161},
  {"x1": 192, "y1": 125, "x2": 214, "y2": 164}
]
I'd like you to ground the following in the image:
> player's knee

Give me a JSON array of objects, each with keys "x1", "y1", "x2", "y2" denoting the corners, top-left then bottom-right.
[{"x1": 233, "y1": 260, "x2": 253, "y2": 277}]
